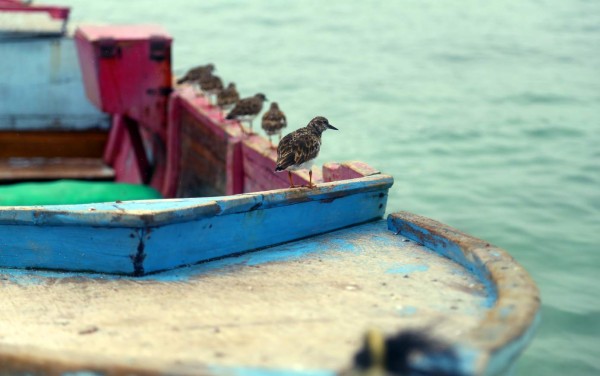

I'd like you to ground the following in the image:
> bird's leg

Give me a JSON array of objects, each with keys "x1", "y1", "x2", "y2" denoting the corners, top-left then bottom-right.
[
  {"x1": 249, "y1": 119, "x2": 254, "y2": 135},
  {"x1": 239, "y1": 121, "x2": 247, "y2": 135},
  {"x1": 307, "y1": 170, "x2": 316, "y2": 189},
  {"x1": 288, "y1": 171, "x2": 296, "y2": 188},
  {"x1": 269, "y1": 135, "x2": 276, "y2": 150}
]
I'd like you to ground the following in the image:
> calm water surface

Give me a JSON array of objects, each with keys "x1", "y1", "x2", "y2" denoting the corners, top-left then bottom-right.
[{"x1": 41, "y1": 0, "x2": 600, "y2": 374}]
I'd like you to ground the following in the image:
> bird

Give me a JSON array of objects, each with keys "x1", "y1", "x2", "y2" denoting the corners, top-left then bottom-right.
[
  {"x1": 225, "y1": 93, "x2": 268, "y2": 134},
  {"x1": 198, "y1": 74, "x2": 224, "y2": 105},
  {"x1": 261, "y1": 102, "x2": 287, "y2": 148},
  {"x1": 339, "y1": 328, "x2": 459, "y2": 376},
  {"x1": 275, "y1": 116, "x2": 338, "y2": 189},
  {"x1": 217, "y1": 82, "x2": 240, "y2": 111},
  {"x1": 176, "y1": 63, "x2": 215, "y2": 85}
]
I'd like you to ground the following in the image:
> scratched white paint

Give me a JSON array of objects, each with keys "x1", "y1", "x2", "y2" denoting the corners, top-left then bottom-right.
[{"x1": 0, "y1": 35, "x2": 109, "y2": 130}]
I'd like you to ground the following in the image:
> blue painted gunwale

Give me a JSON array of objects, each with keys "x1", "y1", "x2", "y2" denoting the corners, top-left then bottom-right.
[
  {"x1": 388, "y1": 212, "x2": 541, "y2": 376},
  {"x1": 0, "y1": 174, "x2": 392, "y2": 276}
]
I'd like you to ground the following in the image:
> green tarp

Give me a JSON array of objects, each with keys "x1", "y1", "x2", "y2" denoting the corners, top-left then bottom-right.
[{"x1": 0, "y1": 180, "x2": 162, "y2": 206}]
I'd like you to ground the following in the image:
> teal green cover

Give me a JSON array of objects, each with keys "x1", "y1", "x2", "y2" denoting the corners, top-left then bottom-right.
[{"x1": 0, "y1": 180, "x2": 162, "y2": 206}]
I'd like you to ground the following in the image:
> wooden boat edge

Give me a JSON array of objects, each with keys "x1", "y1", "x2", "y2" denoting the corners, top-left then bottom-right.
[
  {"x1": 0, "y1": 174, "x2": 393, "y2": 228},
  {"x1": 0, "y1": 211, "x2": 540, "y2": 376},
  {"x1": 389, "y1": 212, "x2": 541, "y2": 375}
]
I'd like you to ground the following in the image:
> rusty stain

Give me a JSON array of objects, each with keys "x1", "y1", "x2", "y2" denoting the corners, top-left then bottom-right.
[{"x1": 78, "y1": 326, "x2": 99, "y2": 335}]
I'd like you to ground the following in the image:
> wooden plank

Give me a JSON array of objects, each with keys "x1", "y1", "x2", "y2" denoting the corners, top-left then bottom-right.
[
  {"x1": 102, "y1": 115, "x2": 144, "y2": 185},
  {"x1": 177, "y1": 110, "x2": 229, "y2": 197},
  {"x1": 162, "y1": 95, "x2": 184, "y2": 197},
  {"x1": 0, "y1": 158, "x2": 114, "y2": 181},
  {"x1": 225, "y1": 140, "x2": 244, "y2": 195},
  {"x1": 143, "y1": 188, "x2": 388, "y2": 274},
  {"x1": 323, "y1": 161, "x2": 380, "y2": 182},
  {"x1": 241, "y1": 135, "x2": 324, "y2": 192},
  {"x1": 0, "y1": 175, "x2": 392, "y2": 275},
  {"x1": 123, "y1": 116, "x2": 152, "y2": 184},
  {"x1": 0, "y1": 225, "x2": 138, "y2": 274},
  {"x1": 0, "y1": 130, "x2": 108, "y2": 158}
]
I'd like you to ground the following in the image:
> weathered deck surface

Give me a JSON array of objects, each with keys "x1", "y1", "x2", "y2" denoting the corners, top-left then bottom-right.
[{"x1": 0, "y1": 219, "x2": 487, "y2": 374}]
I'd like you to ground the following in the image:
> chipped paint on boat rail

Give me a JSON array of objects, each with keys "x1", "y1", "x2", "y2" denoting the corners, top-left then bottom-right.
[
  {"x1": 0, "y1": 174, "x2": 392, "y2": 275},
  {"x1": 388, "y1": 211, "x2": 541, "y2": 376}
]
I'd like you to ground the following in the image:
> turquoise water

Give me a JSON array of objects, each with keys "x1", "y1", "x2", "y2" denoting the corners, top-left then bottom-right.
[{"x1": 44, "y1": 0, "x2": 600, "y2": 374}]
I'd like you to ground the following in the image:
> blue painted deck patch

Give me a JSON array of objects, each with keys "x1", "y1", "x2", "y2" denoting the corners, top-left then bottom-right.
[
  {"x1": 396, "y1": 305, "x2": 418, "y2": 317},
  {"x1": 209, "y1": 366, "x2": 335, "y2": 376},
  {"x1": 386, "y1": 264, "x2": 429, "y2": 274}
]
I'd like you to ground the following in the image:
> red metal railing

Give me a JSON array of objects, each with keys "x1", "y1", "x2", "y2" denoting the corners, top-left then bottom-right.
[{"x1": 0, "y1": 0, "x2": 70, "y2": 20}]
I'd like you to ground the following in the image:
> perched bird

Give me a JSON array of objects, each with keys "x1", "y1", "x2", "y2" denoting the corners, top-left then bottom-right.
[
  {"x1": 340, "y1": 328, "x2": 459, "y2": 376},
  {"x1": 217, "y1": 82, "x2": 240, "y2": 111},
  {"x1": 198, "y1": 74, "x2": 224, "y2": 104},
  {"x1": 261, "y1": 102, "x2": 287, "y2": 147},
  {"x1": 275, "y1": 116, "x2": 338, "y2": 188},
  {"x1": 225, "y1": 93, "x2": 268, "y2": 133},
  {"x1": 176, "y1": 63, "x2": 215, "y2": 85}
]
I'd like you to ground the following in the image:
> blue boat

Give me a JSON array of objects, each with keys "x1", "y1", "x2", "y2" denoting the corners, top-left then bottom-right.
[{"x1": 0, "y1": 2, "x2": 540, "y2": 375}]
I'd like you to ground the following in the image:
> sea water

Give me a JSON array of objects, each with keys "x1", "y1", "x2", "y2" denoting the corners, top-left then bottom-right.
[{"x1": 38, "y1": 0, "x2": 600, "y2": 374}]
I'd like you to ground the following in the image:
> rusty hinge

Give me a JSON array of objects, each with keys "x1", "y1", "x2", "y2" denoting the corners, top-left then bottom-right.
[
  {"x1": 149, "y1": 36, "x2": 170, "y2": 62},
  {"x1": 97, "y1": 38, "x2": 120, "y2": 59},
  {"x1": 146, "y1": 87, "x2": 174, "y2": 96}
]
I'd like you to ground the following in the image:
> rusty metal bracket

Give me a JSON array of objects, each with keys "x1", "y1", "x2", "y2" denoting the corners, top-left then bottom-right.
[
  {"x1": 97, "y1": 38, "x2": 120, "y2": 59},
  {"x1": 149, "y1": 36, "x2": 169, "y2": 62}
]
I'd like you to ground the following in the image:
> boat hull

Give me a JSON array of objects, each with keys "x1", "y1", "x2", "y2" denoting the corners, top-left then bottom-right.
[{"x1": 0, "y1": 210, "x2": 540, "y2": 376}]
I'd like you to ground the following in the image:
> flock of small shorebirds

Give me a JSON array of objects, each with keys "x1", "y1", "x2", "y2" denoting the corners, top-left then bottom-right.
[
  {"x1": 177, "y1": 63, "x2": 338, "y2": 189},
  {"x1": 179, "y1": 65, "x2": 453, "y2": 375}
]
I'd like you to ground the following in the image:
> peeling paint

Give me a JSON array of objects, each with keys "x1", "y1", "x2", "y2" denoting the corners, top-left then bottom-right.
[
  {"x1": 387, "y1": 211, "x2": 540, "y2": 376},
  {"x1": 386, "y1": 264, "x2": 429, "y2": 275}
]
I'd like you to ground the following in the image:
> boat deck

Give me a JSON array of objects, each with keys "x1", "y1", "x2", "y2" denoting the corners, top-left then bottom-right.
[{"x1": 0, "y1": 219, "x2": 488, "y2": 374}]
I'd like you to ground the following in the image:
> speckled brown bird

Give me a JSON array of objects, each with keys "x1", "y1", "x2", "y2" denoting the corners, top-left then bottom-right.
[
  {"x1": 199, "y1": 74, "x2": 223, "y2": 105},
  {"x1": 275, "y1": 116, "x2": 338, "y2": 188},
  {"x1": 261, "y1": 102, "x2": 287, "y2": 147},
  {"x1": 176, "y1": 63, "x2": 215, "y2": 85},
  {"x1": 217, "y1": 82, "x2": 240, "y2": 111},
  {"x1": 225, "y1": 93, "x2": 268, "y2": 133},
  {"x1": 340, "y1": 329, "x2": 457, "y2": 376}
]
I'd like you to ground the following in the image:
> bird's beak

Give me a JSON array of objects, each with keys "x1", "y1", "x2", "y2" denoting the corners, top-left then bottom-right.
[{"x1": 327, "y1": 124, "x2": 338, "y2": 130}]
